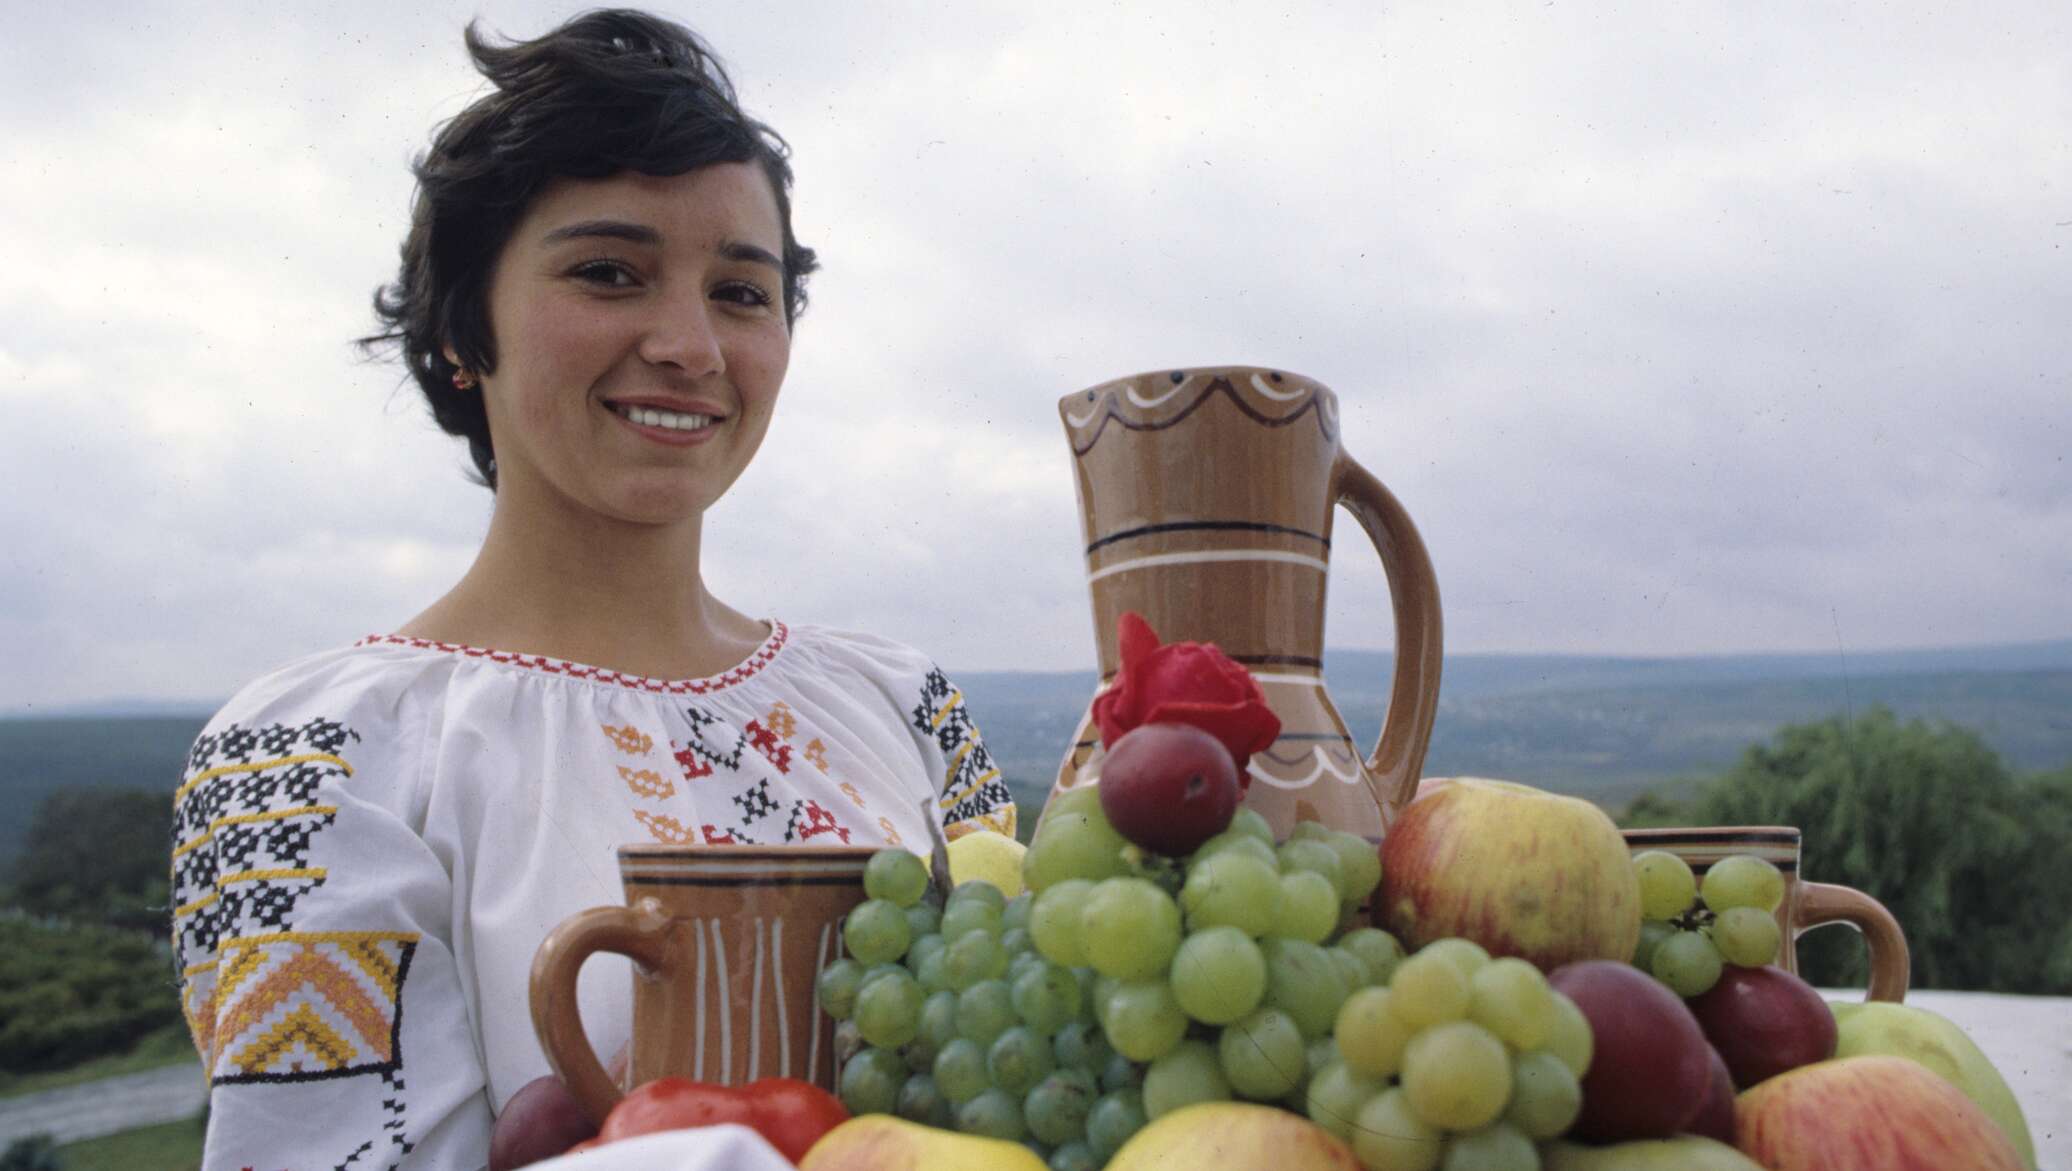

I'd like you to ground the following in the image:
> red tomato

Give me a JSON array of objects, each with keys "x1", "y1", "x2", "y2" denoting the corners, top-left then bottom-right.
[
  {"x1": 742, "y1": 1078, "x2": 850, "y2": 1163},
  {"x1": 594, "y1": 1075, "x2": 848, "y2": 1164}
]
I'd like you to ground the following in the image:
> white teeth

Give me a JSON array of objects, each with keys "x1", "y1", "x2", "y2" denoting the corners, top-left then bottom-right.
[{"x1": 617, "y1": 404, "x2": 715, "y2": 431}]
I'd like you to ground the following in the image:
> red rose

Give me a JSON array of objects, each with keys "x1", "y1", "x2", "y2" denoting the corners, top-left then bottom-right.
[{"x1": 1091, "y1": 612, "x2": 1282, "y2": 784}]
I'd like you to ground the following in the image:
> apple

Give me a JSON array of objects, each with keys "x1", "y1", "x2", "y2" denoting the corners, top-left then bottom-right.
[
  {"x1": 1096, "y1": 723, "x2": 1240, "y2": 856},
  {"x1": 489, "y1": 1075, "x2": 598, "y2": 1170},
  {"x1": 1735, "y1": 1055, "x2": 2028, "y2": 1171},
  {"x1": 1547, "y1": 960, "x2": 1712, "y2": 1142},
  {"x1": 1830, "y1": 1000, "x2": 2036, "y2": 1169},
  {"x1": 1542, "y1": 1136, "x2": 1765, "y2": 1171},
  {"x1": 1687, "y1": 964, "x2": 1836, "y2": 1089},
  {"x1": 1686, "y1": 1045, "x2": 1736, "y2": 1145},
  {"x1": 1379, "y1": 778, "x2": 1641, "y2": 970}
]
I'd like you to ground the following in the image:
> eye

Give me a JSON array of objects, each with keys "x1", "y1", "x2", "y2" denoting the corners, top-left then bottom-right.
[
  {"x1": 713, "y1": 280, "x2": 775, "y2": 309},
  {"x1": 569, "y1": 258, "x2": 640, "y2": 288}
]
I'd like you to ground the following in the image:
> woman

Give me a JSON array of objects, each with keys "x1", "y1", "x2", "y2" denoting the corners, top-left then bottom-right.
[{"x1": 170, "y1": 11, "x2": 1012, "y2": 1167}]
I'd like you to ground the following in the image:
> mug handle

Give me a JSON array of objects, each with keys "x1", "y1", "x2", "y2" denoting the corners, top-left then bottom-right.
[
  {"x1": 1332, "y1": 452, "x2": 1444, "y2": 827},
  {"x1": 1796, "y1": 880, "x2": 1911, "y2": 1003},
  {"x1": 529, "y1": 899, "x2": 675, "y2": 1127}
]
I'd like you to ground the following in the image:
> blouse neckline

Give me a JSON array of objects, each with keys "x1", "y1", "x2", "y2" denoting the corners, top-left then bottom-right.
[{"x1": 352, "y1": 619, "x2": 791, "y2": 696}]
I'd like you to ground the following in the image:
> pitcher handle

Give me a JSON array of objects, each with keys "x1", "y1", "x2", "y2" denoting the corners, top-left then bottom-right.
[
  {"x1": 1331, "y1": 452, "x2": 1444, "y2": 826},
  {"x1": 1796, "y1": 880, "x2": 1911, "y2": 1003},
  {"x1": 529, "y1": 898, "x2": 674, "y2": 1127}
]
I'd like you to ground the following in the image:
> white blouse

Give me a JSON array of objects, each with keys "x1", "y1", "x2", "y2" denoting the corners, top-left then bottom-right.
[{"x1": 170, "y1": 621, "x2": 1015, "y2": 1170}]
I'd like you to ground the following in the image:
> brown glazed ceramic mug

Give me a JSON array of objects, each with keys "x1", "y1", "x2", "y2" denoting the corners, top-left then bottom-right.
[
  {"x1": 1621, "y1": 826, "x2": 1910, "y2": 1002},
  {"x1": 530, "y1": 845, "x2": 875, "y2": 1125}
]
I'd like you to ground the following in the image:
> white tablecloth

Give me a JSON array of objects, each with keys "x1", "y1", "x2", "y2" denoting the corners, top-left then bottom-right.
[{"x1": 526, "y1": 1123, "x2": 795, "y2": 1171}]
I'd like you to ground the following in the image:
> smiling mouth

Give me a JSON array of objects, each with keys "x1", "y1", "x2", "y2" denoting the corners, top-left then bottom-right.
[{"x1": 605, "y1": 402, "x2": 720, "y2": 432}]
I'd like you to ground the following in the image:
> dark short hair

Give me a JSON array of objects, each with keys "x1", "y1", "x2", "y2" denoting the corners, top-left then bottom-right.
[{"x1": 361, "y1": 9, "x2": 818, "y2": 488}]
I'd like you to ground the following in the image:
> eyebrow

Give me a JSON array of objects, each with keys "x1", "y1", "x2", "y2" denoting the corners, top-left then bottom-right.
[{"x1": 540, "y1": 220, "x2": 784, "y2": 273}]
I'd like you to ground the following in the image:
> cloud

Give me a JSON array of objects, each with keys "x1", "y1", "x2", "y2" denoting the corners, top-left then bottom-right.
[{"x1": 2, "y1": 0, "x2": 2068, "y2": 709}]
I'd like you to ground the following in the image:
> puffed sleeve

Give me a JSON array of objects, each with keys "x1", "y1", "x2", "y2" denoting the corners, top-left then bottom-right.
[{"x1": 170, "y1": 663, "x2": 492, "y2": 1169}]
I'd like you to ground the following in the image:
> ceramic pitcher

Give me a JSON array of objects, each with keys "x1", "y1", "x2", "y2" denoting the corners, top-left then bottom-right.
[{"x1": 1049, "y1": 366, "x2": 1443, "y2": 841}]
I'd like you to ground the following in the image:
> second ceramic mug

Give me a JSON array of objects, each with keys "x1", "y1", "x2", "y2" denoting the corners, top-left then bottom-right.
[
  {"x1": 530, "y1": 845, "x2": 876, "y2": 1125},
  {"x1": 1621, "y1": 825, "x2": 1910, "y2": 1002}
]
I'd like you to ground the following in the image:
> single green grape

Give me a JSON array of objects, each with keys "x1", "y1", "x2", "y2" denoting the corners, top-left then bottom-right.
[
  {"x1": 1271, "y1": 871, "x2": 1342, "y2": 944},
  {"x1": 955, "y1": 1086, "x2": 1027, "y2": 1142},
  {"x1": 865, "y1": 848, "x2": 932, "y2": 908},
  {"x1": 1022, "y1": 809, "x2": 1130, "y2": 892},
  {"x1": 940, "y1": 898, "x2": 1004, "y2": 942},
  {"x1": 1419, "y1": 937, "x2": 1492, "y2": 978},
  {"x1": 944, "y1": 929, "x2": 1007, "y2": 991},
  {"x1": 1388, "y1": 949, "x2": 1471, "y2": 1029},
  {"x1": 1651, "y1": 929, "x2": 1725, "y2": 997},
  {"x1": 1324, "y1": 830, "x2": 1384, "y2": 906},
  {"x1": 1306, "y1": 1034, "x2": 1341, "y2": 1079},
  {"x1": 1439, "y1": 1121, "x2": 1537, "y2": 1171},
  {"x1": 1262, "y1": 938, "x2": 1352, "y2": 1040},
  {"x1": 1052, "y1": 1019, "x2": 1114, "y2": 1074},
  {"x1": 1102, "y1": 979, "x2": 1188, "y2": 1061},
  {"x1": 854, "y1": 968, "x2": 925, "y2": 1048},
  {"x1": 1000, "y1": 927, "x2": 1034, "y2": 957},
  {"x1": 1228, "y1": 808, "x2": 1275, "y2": 844},
  {"x1": 1503, "y1": 1048, "x2": 1582, "y2": 1139},
  {"x1": 955, "y1": 979, "x2": 1017, "y2": 1045},
  {"x1": 895, "y1": 1072, "x2": 955, "y2": 1128},
  {"x1": 913, "y1": 947, "x2": 949, "y2": 993},
  {"x1": 1189, "y1": 829, "x2": 1280, "y2": 869},
  {"x1": 1029, "y1": 879, "x2": 1095, "y2": 967},
  {"x1": 1084, "y1": 1086, "x2": 1148, "y2": 1160},
  {"x1": 1179, "y1": 851, "x2": 1281, "y2": 937},
  {"x1": 1328, "y1": 948, "x2": 1372, "y2": 991},
  {"x1": 1303, "y1": 1060, "x2": 1384, "y2": 1143},
  {"x1": 1047, "y1": 1140, "x2": 1099, "y2": 1171},
  {"x1": 919, "y1": 988, "x2": 960, "y2": 1052},
  {"x1": 1080, "y1": 878, "x2": 1183, "y2": 981},
  {"x1": 1467, "y1": 956, "x2": 1554, "y2": 1051},
  {"x1": 1278, "y1": 839, "x2": 1348, "y2": 900},
  {"x1": 1011, "y1": 961, "x2": 1083, "y2": 1035},
  {"x1": 1712, "y1": 905, "x2": 1783, "y2": 967},
  {"x1": 838, "y1": 1045, "x2": 906, "y2": 1117},
  {"x1": 1334, "y1": 986, "x2": 1414, "y2": 1079},
  {"x1": 1141, "y1": 1039, "x2": 1231, "y2": 1118},
  {"x1": 1169, "y1": 926, "x2": 1267, "y2": 1025},
  {"x1": 817, "y1": 958, "x2": 865, "y2": 1021},
  {"x1": 1099, "y1": 1050, "x2": 1141, "y2": 1093},
  {"x1": 904, "y1": 901, "x2": 942, "y2": 941},
  {"x1": 1702, "y1": 853, "x2": 1787, "y2": 914},
  {"x1": 1400, "y1": 1020, "x2": 1512, "y2": 1132},
  {"x1": 905, "y1": 932, "x2": 947, "y2": 979},
  {"x1": 1632, "y1": 918, "x2": 1678, "y2": 972},
  {"x1": 1544, "y1": 991, "x2": 1594, "y2": 1078},
  {"x1": 1352, "y1": 1088, "x2": 1442, "y2": 1171},
  {"x1": 949, "y1": 879, "x2": 1009, "y2": 913},
  {"x1": 1218, "y1": 1006, "x2": 1307, "y2": 1100},
  {"x1": 987, "y1": 1025, "x2": 1056, "y2": 1094},
  {"x1": 1290, "y1": 820, "x2": 1336, "y2": 842},
  {"x1": 1632, "y1": 850, "x2": 1699, "y2": 920},
  {"x1": 932, "y1": 1036, "x2": 990, "y2": 1104},
  {"x1": 1022, "y1": 1068, "x2": 1098, "y2": 1146},
  {"x1": 1337, "y1": 927, "x2": 1406, "y2": 986},
  {"x1": 1001, "y1": 890, "x2": 1035, "y2": 932},
  {"x1": 845, "y1": 899, "x2": 913, "y2": 966}
]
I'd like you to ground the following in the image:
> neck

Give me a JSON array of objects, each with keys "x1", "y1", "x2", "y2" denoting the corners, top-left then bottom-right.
[{"x1": 401, "y1": 475, "x2": 764, "y2": 679}]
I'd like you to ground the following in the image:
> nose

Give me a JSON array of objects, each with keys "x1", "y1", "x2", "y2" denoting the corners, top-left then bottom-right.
[{"x1": 637, "y1": 292, "x2": 725, "y2": 378}]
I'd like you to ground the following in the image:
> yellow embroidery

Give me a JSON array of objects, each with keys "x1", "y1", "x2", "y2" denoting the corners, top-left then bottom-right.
[
  {"x1": 173, "y1": 893, "x2": 218, "y2": 919},
  {"x1": 804, "y1": 739, "x2": 830, "y2": 774},
  {"x1": 601, "y1": 723, "x2": 654, "y2": 756},
  {"x1": 217, "y1": 867, "x2": 326, "y2": 887},
  {"x1": 929, "y1": 691, "x2": 966, "y2": 730},
  {"x1": 173, "y1": 804, "x2": 339, "y2": 859},
  {"x1": 619, "y1": 766, "x2": 674, "y2": 800},
  {"x1": 203, "y1": 931, "x2": 419, "y2": 1078},
  {"x1": 765, "y1": 700, "x2": 797, "y2": 740},
  {"x1": 634, "y1": 810, "x2": 698, "y2": 844},
  {"x1": 877, "y1": 817, "x2": 903, "y2": 847},
  {"x1": 946, "y1": 806, "x2": 1017, "y2": 841},
  {"x1": 839, "y1": 782, "x2": 867, "y2": 808},
  {"x1": 174, "y1": 753, "x2": 353, "y2": 802}
]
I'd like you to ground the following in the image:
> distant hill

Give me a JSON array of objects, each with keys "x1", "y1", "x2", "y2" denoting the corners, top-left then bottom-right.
[{"x1": 5, "y1": 640, "x2": 2067, "y2": 862}]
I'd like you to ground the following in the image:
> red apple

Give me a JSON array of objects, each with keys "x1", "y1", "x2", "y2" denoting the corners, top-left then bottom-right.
[
  {"x1": 1688, "y1": 965, "x2": 1836, "y2": 1089},
  {"x1": 1097, "y1": 723, "x2": 1241, "y2": 856},
  {"x1": 1548, "y1": 960, "x2": 1712, "y2": 1142},
  {"x1": 1736, "y1": 1055, "x2": 2028, "y2": 1171},
  {"x1": 489, "y1": 1075, "x2": 598, "y2": 1170},
  {"x1": 1379, "y1": 778, "x2": 1641, "y2": 970},
  {"x1": 1686, "y1": 1045, "x2": 1736, "y2": 1145}
]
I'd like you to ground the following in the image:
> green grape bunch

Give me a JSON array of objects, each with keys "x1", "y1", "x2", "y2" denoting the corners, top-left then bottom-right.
[{"x1": 1629, "y1": 850, "x2": 1788, "y2": 1000}]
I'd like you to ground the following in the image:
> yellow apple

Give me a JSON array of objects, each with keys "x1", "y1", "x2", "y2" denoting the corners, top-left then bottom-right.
[
  {"x1": 799, "y1": 1114, "x2": 1045, "y2": 1171},
  {"x1": 1830, "y1": 1000, "x2": 2036, "y2": 1168},
  {"x1": 1105, "y1": 1101, "x2": 1360, "y2": 1171},
  {"x1": 1735, "y1": 1055, "x2": 2028, "y2": 1171}
]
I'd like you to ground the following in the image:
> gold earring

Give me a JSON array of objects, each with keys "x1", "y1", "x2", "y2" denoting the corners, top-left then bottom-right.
[{"x1": 452, "y1": 368, "x2": 477, "y2": 390}]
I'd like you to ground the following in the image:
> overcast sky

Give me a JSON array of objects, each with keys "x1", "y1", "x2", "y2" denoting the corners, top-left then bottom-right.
[{"x1": 2, "y1": 1, "x2": 2067, "y2": 710}]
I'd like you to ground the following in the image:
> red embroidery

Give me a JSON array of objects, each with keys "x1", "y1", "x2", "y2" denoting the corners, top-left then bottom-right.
[
  {"x1": 745, "y1": 719, "x2": 793, "y2": 774},
  {"x1": 700, "y1": 824, "x2": 742, "y2": 845},
  {"x1": 796, "y1": 799, "x2": 851, "y2": 844},
  {"x1": 673, "y1": 741, "x2": 714, "y2": 781},
  {"x1": 354, "y1": 622, "x2": 790, "y2": 696}
]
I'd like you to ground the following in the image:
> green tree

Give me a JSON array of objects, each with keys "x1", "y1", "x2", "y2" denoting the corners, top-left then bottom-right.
[
  {"x1": 0, "y1": 1135, "x2": 62, "y2": 1171},
  {"x1": 8, "y1": 789, "x2": 172, "y2": 934},
  {"x1": 1631, "y1": 707, "x2": 2072, "y2": 993}
]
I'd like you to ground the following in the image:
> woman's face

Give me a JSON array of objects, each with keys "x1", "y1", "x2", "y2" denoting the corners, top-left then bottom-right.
[{"x1": 475, "y1": 163, "x2": 792, "y2": 528}]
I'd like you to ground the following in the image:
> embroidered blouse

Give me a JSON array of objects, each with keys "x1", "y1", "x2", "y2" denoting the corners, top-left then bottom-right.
[{"x1": 170, "y1": 621, "x2": 1015, "y2": 1170}]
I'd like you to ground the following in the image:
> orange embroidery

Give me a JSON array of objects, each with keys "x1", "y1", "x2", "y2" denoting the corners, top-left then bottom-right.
[
  {"x1": 805, "y1": 739, "x2": 830, "y2": 774},
  {"x1": 839, "y1": 782, "x2": 867, "y2": 808},
  {"x1": 765, "y1": 700, "x2": 797, "y2": 740},
  {"x1": 602, "y1": 723, "x2": 653, "y2": 756},
  {"x1": 619, "y1": 766, "x2": 673, "y2": 800},
  {"x1": 877, "y1": 817, "x2": 903, "y2": 847},
  {"x1": 634, "y1": 810, "x2": 698, "y2": 844}
]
